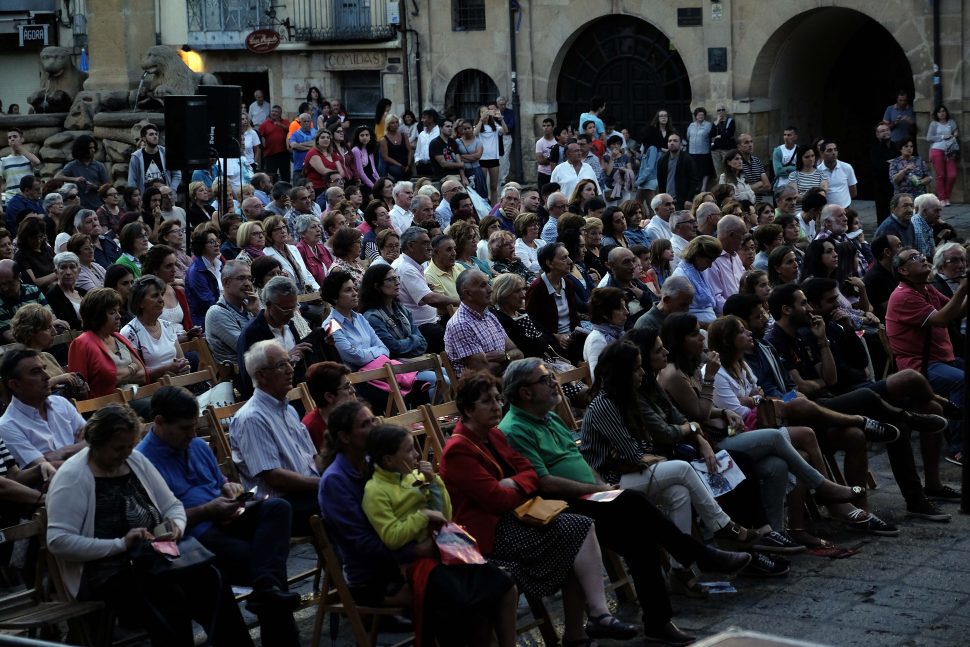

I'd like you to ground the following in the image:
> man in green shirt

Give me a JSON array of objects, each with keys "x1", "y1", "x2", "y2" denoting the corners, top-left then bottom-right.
[{"x1": 499, "y1": 358, "x2": 751, "y2": 646}]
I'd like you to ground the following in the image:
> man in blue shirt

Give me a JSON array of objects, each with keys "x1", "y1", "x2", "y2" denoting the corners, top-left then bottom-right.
[
  {"x1": 137, "y1": 386, "x2": 300, "y2": 646},
  {"x1": 287, "y1": 113, "x2": 316, "y2": 183},
  {"x1": 5, "y1": 175, "x2": 43, "y2": 232}
]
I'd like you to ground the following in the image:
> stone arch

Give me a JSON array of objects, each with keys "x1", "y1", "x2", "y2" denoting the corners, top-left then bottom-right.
[
  {"x1": 444, "y1": 69, "x2": 500, "y2": 122},
  {"x1": 744, "y1": 6, "x2": 924, "y2": 198},
  {"x1": 551, "y1": 15, "x2": 692, "y2": 138}
]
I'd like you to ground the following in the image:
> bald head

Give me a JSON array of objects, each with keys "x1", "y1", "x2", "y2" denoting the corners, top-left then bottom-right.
[
  {"x1": 608, "y1": 246, "x2": 637, "y2": 282},
  {"x1": 441, "y1": 179, "x2": 462, "y2": 196},
  {"x1": 716, "y1": 214, "x2": 747, "y2": 253},
  {"x1": 0, "y1": 259, "x2": 16, "y2": 280},
  {"x1": 241, "y1": 197, "x2": 263, "y2": 218}
]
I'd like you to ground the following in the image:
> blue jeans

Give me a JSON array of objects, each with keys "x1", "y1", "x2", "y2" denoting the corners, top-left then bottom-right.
[{"x1": 927, "y1": 359, "x2": 964, "y2": 453}]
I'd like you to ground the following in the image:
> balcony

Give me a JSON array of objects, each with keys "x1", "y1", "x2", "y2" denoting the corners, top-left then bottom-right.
[{"x1": 187, "y1": 0, "x2": 398, "y2": 50}]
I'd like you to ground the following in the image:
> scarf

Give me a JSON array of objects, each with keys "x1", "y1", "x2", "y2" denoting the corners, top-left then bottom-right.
[
  {"x1": 679, "y1": 261, "x2": 715, "y2": 313},
  {"x1": 591, "y1": 322, "x2": 623, "y2": 342},
  {"x1": 243, "y1": 245, "x2": 264, "y2": 259}
]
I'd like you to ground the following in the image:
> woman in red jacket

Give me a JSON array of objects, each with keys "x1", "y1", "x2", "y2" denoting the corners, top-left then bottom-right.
[
  {"x1": 439, "y1": 371, "x2": 637, "y2": 646},
  {"x1": 68, "y1": 287, "x2": 148, "y2": 398}
]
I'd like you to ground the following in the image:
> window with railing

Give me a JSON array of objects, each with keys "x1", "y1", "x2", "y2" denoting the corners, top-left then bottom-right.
[
  {"x1": 452, "y1": 0, "x2": 485, "y2": 31},
  {"x1": 445, "y1": 69, "x2": 499, "y2": 122},
  {"x1": 187, "y1": 0, "x2": 272, "y2": 33}
]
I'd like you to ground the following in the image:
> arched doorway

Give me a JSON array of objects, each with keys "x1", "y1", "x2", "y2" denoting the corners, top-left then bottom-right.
[
  {"x1": 752, "y1": 8, "x2": 914, "y2": 199},
  {"x1": 444, "y1": 69, "x2": 499, "y2": 122},
  {"x1": 556, "y1": 17, "x2": 691, "y2": 140}
]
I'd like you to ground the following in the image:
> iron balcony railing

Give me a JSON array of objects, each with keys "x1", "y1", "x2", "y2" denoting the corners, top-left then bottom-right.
[{"x1": 186, "y1": 0, "x2": 397, "y2": 49}]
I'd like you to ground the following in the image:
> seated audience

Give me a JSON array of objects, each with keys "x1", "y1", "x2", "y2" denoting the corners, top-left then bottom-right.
[
  {"x1": 293, "y1": 213, "x2": 329, "y2": 286},
  {"x1": 15, "y1": 218, "x2": 57, "y2": 289},
  {"x1": 154, "y1": 220, "x2": 191, "y2": 280},
  {"x1": 230, "y1": 339, "x2": 320, "y2": 535},
  {"x1": 392, "y1": 226, "x2": 456, "y2": 352},
  {"x1": 5, "y1": 304, "x2": 88, "y2": 401},
  {"x1": 583, "y1": 287, "x2": 628, "y2": 378},
  {"x1": 444, "y1": 269, "x2": 523, "y2": 376},
  {"x1": 439, "y1": 372, "x2": 638, "y2": 644},
  {"x1": 321, "y1": 270, "x2": 388, "y2": 370},
  {"x1": 235, "y1": 220, "x2": 267, "y2": 266},
  {"x1": 489, "y1": 229, "x2": 535, "y2": 284},
  {"x1": 137, "y1": 387, "x2": 300, "y2": 646},
  {"x1": 115, "y1": 221, "x2": 150, "y2": 279},
  {"x1": 634, "y1": 274, "x2": 695, "y2": 335},
  {"x1": 425, "y1": 234, "x2": 461, "y2": 307},
  {"x1": 103, "y1": 263, "x2": 136, "y2": 327},
  {"x1": 46, "y1": 404, "x2": 253, "y2": 647},
  {"x1": 205, "y1": 260, "x2": 260, "y2": 366},
  {"x1": 302, "y1": 361, "x2": 357, "y2": 452},
  {"x1": 46, "y1": 252, "x2": 86, "y2": 330},
  {"x1": 330, "y1": 226, "x2": 366, "y2": 289},
  {"x1": 670, "y1": 235, "x2": 722, "y2": 325},
  {"x1": 186, "y1": 225, "x2": 224, "y2": 327},
  {"x1": 525, "y1": 242, "x2": 582, "y2": 361},
  {"x1": 142, "y1": 244, "x2": 197, "y2": 340},
  {"x1": 67, "y1": 233, "x2": 107, "y2": 292},
  {"x1": 600, "y1": 246, "x2": 655, "y2": 327},
  {"x1": 514, "y1": 213, "x2": 546, "y2": 273},
  {"x1": 68, "y1": 288, "x2": 148, "y2": 397},
  {"x1": 359, "y1": 263, "x2": 428, "y2": 359},
  {"x1": 262, "y1": 215, "x2": 319, "y2": 294},
  {"x1": 931, "y1": 241, "x2": 966, "y2": 356},
  {"x1": 120, "y1": 275, "x2": 191, "y2": 382}
]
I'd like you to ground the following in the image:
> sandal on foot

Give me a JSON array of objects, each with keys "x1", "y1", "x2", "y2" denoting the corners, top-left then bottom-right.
[
  {"x1": 814, "y1": 484, "x2": 866, "y2": 505},
  {"x1": 584, "y1": 613, "x2": 638, "y2": 640},
  {"x1": 788, "y1": 528, "x2": 831, "y2": 549}
]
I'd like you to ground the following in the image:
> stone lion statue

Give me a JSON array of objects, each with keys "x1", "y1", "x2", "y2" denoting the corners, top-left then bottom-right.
[
  {"x1": 28, "y1": 46, "x2": 88, "y2": 113},
  {"x1": 136, "y1": 46, "x2": 218, "y2": 109}
]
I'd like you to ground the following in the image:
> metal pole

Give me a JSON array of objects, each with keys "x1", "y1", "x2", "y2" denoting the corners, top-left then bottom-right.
[
  {"x1": 932, "y1": 0, "x2": 943, "y2": 108},
  {"x1": 508, "y1": 1, "x2": 522, "y2": 182},
  {"x1": 962, "y1": 283, "x2": 969, "y2": 513}
]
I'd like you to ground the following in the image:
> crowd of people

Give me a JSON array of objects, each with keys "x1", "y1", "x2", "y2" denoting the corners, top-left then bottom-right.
[{"x1": 0, "y1": 85, "x2": 963, "y2": 646}]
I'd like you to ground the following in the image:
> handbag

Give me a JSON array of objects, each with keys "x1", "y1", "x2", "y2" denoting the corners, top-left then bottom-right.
[
  {"x1": 945, "y1": 137, "x2": 960, "y2": 159},
  {"x1": 360, "y1": 355, "x2": 417, "y2": 396},
  {"x1": 129, "y1": 536, "x2": 216, "y2": 577},
  {"x1": 755, "y1": 397, "x2": 779, "y2": 430},
  {"x1": 434, "y1": 522, "x2": 486, "y2": 565},
  {"x1": 513, "y1": 496, "x2": 568, "y2": 526}
]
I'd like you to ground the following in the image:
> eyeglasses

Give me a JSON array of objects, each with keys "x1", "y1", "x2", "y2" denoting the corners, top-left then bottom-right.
[
  {"x1": 337, "y1": 383, "x2": 356, "y2": 393},
  {"x1": 905, "y1": 253, "x2": 926, "y2": 264},
  {"x1": 227, "y1": 274, "x2": 253, "y2": 282},
  {"x1": 383, "y1": 276, "x2": 400, "y2": 284},
  {"x1": 528, "y1": 374, "x2": 556, "y2": 387},
  {"x1": 269, "y1": 302, "x2": 297, "y2": 315},
  {"x1": 262, "y1": 359, "x2": 296, "y2": 372}
]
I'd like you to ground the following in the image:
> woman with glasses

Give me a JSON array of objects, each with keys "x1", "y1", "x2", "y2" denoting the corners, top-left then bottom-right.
[
  {"x1": 330, "y1": 227, "x2": 365, "y2": 289},
  {"x1": 96, "y1": 184, "x2": 123, "y2": 235},
  {"x1": 670, "y1": 235, "x2": 722, "y2": 326},
  {"x1": 234, "y1": 221, "x2": 266, "y2": 266},
  {"x1": 359, "y1": 263, "x2": 427, "y2": 359},
  {"x1": 69, "y1": 287, "x2": 148, "y2": 398},
  {"x1": 15, "y1": 218, "x2": 57, "y2": 289},
  {"x1": 155, "y1": 220, "x2": 191, "y2": 280},
  {"x1": 55, "y1": 206, "x2": 101, "y2": 255},
  {"x1": 294, "y1": 214, "x2": 329, "y2": 286},
  {"x1": 67, "y1": 233, "x2": 107, "y2": 291},
  {"x1": 115, "y1": 222, "x2": 150, "y2": 279},
  {"x1": 185, "y1": 225, "x2": 224, "y2": 328},
  {"x1": 121, "y1": 275, "x2": 191, "y2": 383},
  {"x1": 371, "y1": 229, "x2": 401, "y2": 267},
  {"x1": 262, "y1": 215, "x2": 319, "y2": 294},
  {"x1": 489, "y1": 230, "x2": 535, "y2": 284},
  {"x1": 187, "y1": 181, "x2": 215, "y2": 230},
  {"x1": 44, "y1": 192, "x2": 67, "y2": 246},
  {"x1": 321, "y1": 270, "x2": 388, "y2": 371}
]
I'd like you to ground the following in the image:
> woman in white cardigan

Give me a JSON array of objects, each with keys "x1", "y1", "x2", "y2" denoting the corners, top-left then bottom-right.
[
  {"x1": 46, "y1": 404, "x2": 252, "y2": 647},
  {"x1": 261, "y1": 214, "x2": 319, "y2": 293}
]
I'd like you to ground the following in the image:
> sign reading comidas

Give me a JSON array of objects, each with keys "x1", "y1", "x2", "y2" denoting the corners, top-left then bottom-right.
[{"x1": 245, "y1": 29, "x2": 281, "y2": 54}]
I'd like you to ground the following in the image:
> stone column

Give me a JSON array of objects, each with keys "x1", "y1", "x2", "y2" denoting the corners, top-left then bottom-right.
[{"x1": 84, "y1": 0, "x2": 158, "y2": 92}]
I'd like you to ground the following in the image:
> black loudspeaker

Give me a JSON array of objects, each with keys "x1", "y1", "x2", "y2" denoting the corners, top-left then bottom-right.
[
  {"x1": 199, "y1": 85, "x2": 242, "y2": 158},
  {"x1": 163, "y1": 95, "x2": 209, "y2": 168}
]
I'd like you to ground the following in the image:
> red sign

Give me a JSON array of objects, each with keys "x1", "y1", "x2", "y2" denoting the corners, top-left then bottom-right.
[{"x1": 245, "y1": 29, "x2": 281, "y2": 54}]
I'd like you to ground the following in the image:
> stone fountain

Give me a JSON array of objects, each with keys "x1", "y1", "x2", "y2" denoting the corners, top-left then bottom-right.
[{"x1": 0, "y1": 45, "x2": 218, "y2": 184}]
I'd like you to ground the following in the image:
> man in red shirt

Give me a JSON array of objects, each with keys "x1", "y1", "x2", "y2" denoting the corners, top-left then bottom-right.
[
  {"x1": 886, "y1": 248, "x2": 968, "y2": 465},
  {"x1": 258, "y1": 105, "x2": 291, "y2": 183}
]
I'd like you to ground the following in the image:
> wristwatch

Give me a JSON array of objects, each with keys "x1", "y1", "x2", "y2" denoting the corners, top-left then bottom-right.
[{"x1": 688, "y1": 422, "x2": 701, "y2": 436}]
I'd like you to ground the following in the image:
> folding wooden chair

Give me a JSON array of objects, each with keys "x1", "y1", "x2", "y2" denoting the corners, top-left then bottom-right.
[
  {"x1": 384, "y1": 354, "x2": 448, "y2": 415},
  {"x1": 308, "y1": 516, "x2": 412, "y2": 647},
  {"x1": 422, "y1": 401, "x2": 461, "y2": 452},
  {"x1": 437, "y1": 352, "x2": 459, "y2": 401},
  {"x1": 382, "y1": 407, "x2": 445, "y2": 469},
  {"x1": 203, "y1": 401, "x2": 247, "y2": 483},
  {"x1": 161, "y1": 366, "x2": 217, "y2": 390},
  {"x1": 287, "y1": 382, "x2": 315, "y2": 413},
  {"x1": 50, "y1": 329, "x2": 80, "y2": 347},
  {"x1": 178, "y1": 337, "x2": 219, "y2": 375},
  {"x1": 553, "y1": 363, "x2": 592, "y2": 432},
  {"x1": 0, "y1": 512, "x2": 105, "y2": 645},
  {"x1": 73, "y1": 389, "x2": 132, "y2": 416},
  {"x1": 130, "y1": 381, "x2": 164, "y2": 402},
  {"x1": 348, "y1": 365, "x2": 406, "y2": 417}
]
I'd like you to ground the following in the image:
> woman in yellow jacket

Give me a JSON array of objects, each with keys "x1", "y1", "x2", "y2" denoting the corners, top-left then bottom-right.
[{"x1": 362, "y1": 423, "x2": 517, "y2": 647}]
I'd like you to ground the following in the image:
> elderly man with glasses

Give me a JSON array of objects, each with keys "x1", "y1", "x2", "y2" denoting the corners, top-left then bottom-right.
[
  {"x1": 540, "y1": 191, "x2": 568, "y2": 245},
  {"x1": 230, "y1": 339, "x2": 321, "y2": 536},
  {"x1": 205, "y1": 260, "x2": 262, "y2": 366},
  {"x1": 235, "y1": 276, "x2": 312, "y2": 398}
]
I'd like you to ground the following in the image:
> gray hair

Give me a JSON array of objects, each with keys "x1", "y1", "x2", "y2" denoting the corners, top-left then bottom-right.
[
  {"x1": 325, "y1": 186, "x2": 344, "y2": 205},
  {"x1": 650, "y1": 193, "x2": 672, "y2": 211},
  {"x1": 669, "y1": 210, "x2": 693, "y2": 230},
  {"x1": 914, "y1": 193, "x2": 942, "y2": 215},
  {"x1": 409, "y1": 195, "x2": 432, "y2": 212},
  {"x1": 545, "y1": 191, "x2": 567, "y2": 209},
  {"x1": 695, "y1": 202, "x2": 721, "y2": 228},
  {"x1": 129, "y1": 274, "x2": 166, "y2": 316},
  {"x1": 244, "y1": 339, "x2": 286, "y2": 380},
  {"x1": 716, "y1": 214, "x2": 747, "y2": 236},
  {"x1": 933, "y1": 242, "x2": 965, "y2": 272},
  {"x1": 502, "y1": 357, "x2": 545, "y2": 405},
  {"x1": 661, "y1": 275, "x2": 696, "y2": 299},
  {"x1": 294, "y1": 213, "x2": 319, "y2": 237},
  {"x1": 57, "y1": 183, "x2": 77, "y2": 198},
  {"x1": 73, "y1": 208, "x2": 96, "y2": 230},
  {"x1": 774, "y1": 184, "x2": 798, "y2": 201},
  {"x1": 221, "y1": 259, "x2": 249, "y2": 281},
  {"x1": 455, "y1": 268, "x2": 484, "y2": 299},
  {"x1": 43, "y1": 192, "x2": 63, "y2": 210},
  {"x1": 53, "y1": 251, "x2": 80, "y2": 268},
  {"x1": 392, "y1": 181, "x2": 413, "y2": 198},
  {"x1": 417, "y1": 185, "x2": 440, "y2": 199},
  {"x1": 261, "y1": 275, "x2": 298, "y2": 305},
  {"x1": 399, "y1": 225, "x2": 427, "y2": 251},
  {"x1": 820, "y1": 204, "x2": 843, "y2": 224},
  {"x1": 500, "y1": 185, "x2": 520, "y2": 200}
]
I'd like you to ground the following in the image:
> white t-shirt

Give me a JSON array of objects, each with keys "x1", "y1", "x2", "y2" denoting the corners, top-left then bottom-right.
[
  {"x1": 121, "y1": 318, "x2": 179, "y2": 372},
  {"x1": 242, "y1": 130, "x2": 261, "y2": 165},
  {"x1": 816, "y1": 160, "x2": 857, "y2": 208},
  {"x1": 514, "y1": 237, "x2": 546, "y2": 274},
  {"x1": 478, "y1": 124, "x2": 501, "y2": 161}
]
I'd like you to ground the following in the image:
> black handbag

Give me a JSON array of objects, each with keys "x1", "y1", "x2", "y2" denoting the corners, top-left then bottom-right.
[{"x1": 129, "y1": 536, "x2": 216, "y2": 577}]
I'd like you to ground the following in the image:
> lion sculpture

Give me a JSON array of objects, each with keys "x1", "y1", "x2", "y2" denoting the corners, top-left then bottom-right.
[
  {"x1": 136, "y1": 46, "x2": 218, "y2": 108},
  {"x1": 28, "y1": 46, "x2": 88, "y2": 113}
]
